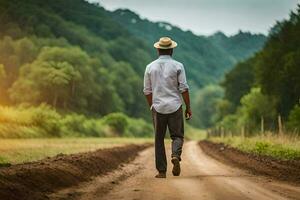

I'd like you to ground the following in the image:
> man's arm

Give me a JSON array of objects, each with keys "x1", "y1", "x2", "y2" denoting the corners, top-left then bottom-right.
[
  {"x1": 145, "y1": 93, "x2": 153, "y2": 108},
  {"x1": 143, "y1": 66, "x2": 152, "y2": 109},
  {"x1": 178, "y1": 64, "x2": 192, "y2": 119},
  {"x1": 182, "y1": 90, "x2": 192, "y2": 120}
]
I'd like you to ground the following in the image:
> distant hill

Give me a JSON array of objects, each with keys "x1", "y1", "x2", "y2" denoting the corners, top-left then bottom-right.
[
  {"x1": 208, "y1": 31, "x2": 267, "y2": 61},
  {"x1": 109, "y1": 9, "x2": 267, "y2": 88}
]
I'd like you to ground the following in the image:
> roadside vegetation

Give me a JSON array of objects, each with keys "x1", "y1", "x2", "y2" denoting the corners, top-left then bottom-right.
[
  {"x1": 203, "y1": 7, "x2": 300, "y2": 161},
  {"x1": 185, "y1": 127, "x2": 207, "y2": 141},
  {"x1": 0, "y1": 137, "x2": 152, "y2": 165},
  {"x1": 209, "y1": 134, "x2": 300, "y2": 160},
  {"x1": 0, "y1": 104, "x2": 152, "y2": 138},
  {"x1": 194, "y1": 6, "x2": 300, "y2": 135}
]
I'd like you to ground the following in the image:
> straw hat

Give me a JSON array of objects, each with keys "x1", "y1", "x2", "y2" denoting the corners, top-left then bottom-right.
[{"x1": 154, "y1": 37, "x2": 177, "y2": 49}]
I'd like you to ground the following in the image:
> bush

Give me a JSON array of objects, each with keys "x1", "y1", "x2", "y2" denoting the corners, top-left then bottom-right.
[
  {"x1": 218, "y1": 114, "x2": 239, "y2": 134},
  {"x1": 0, "y1": 104, "x2": 61, "y2": 138},
  {"x1": 287, "y1": 105, "x2": 300, "y2": 133},
  {"x1": 239, "y1": 87, "x2": 276, "y2": 132},
  {"x1": 126, "y1": 118, "x2": 153, "y2": 137},
  {"x1": 102, "y1": 113, "x2": 128, "y2": 136},
  {"x1": 60, "y1": 114, "x2": 108, "y2": 137},
  {"x1": 0, "y1": 106, "x2": 153, "y2": 138},
  {"x1": 82, "y1": 119, "x2": 105, "y2": 137},
  {"x1": 28, "y1": 104, "x2": 61, "y2": 136},
  {"x1": 60, "y1": 114, "x2": 88, "y2": 137}
]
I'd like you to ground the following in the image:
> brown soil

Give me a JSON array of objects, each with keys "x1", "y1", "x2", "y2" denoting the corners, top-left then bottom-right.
[
  {"x1": 199, "y1": 140, "x2": 300, "y2": 184},
  {"x1": 0, "y1": 144, "x2": 150, "y2": 200},
  {"x1": 96, "y1": 141, "x2": 300, "y2": 200},
  {"x1": 2, "y1": 141, "x2": 300, "y2": 200}
]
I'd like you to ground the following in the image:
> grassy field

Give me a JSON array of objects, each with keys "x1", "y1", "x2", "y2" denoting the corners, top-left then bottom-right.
[
  {"x1": 185, "y1": 126, "x2": 207, "y2": 140},
  {"x1": 209, "y1": 133, "x2": 300, "y2": 160},
  {"x1": 0, "y1": 125, "x2": 205, "y2": 166},
  {"x1": 0, "y1": 138, "x2": 153, "y2": 165}
]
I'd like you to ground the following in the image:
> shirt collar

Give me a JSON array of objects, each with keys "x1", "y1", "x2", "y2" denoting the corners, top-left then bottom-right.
[{"x1": 158, "y1": 55, "x2": 172, "y2": 59}]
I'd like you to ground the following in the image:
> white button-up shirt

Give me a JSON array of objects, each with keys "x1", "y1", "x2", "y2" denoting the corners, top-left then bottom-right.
[{"x1": 143, "y1": 55, "x2": 189, "y2": 114}]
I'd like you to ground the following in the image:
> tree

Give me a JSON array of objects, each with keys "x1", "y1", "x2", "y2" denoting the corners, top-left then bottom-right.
[
  {"x1": 10, "y1": 47, "x2": 90, "y2": 109},
  {"x1": 0, "y1": 64, "x2": 6, "y2": 101},
  {"x1": 218, "y1": 114, "x2": 239, "y2": 133},
  {"x1": 222, "y1": 57, "x2": 255, "y2": 111},
  {"x1": 191, "y1": 85, "x2": 224, "y2": 128},
  {"x1": 9, "y1": 77, "x2": 40, "y2": 104},
  {"x1": 0, "y1": 64, "x2": 5, "y2": 81},
  {"x1": 9, "y1": 46, "x2": 126, "y2": 115},
  {"x1": 287, "y1": 105, "x2": 300, "y2": 134},
  {"x1": 108, "y1": 37, "x2": 152, "y2": 75},
  {"x1": 214, "y1": 99, "x2": 234, "y2": 122},
  {"x1": 255, "y1": 6, "x2": 300, "y2": 118},
  {"x1": 88, "y1": 67, "x2": 124, "y2": 115},
  {"x1": 38, "y1": 61, "x2": 81, "y2": 108},
  {"x1": 239, "y1": 88, "x2": 276, "y2": 132},
  {"x1": 15, "y1": 37, "x2": 38, "y2": 64},
  {"x1": 110, "y1": 62, "x2": 148, "y2": 118}
]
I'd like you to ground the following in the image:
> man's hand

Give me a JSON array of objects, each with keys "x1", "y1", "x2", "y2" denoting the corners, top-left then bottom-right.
[
  {"x1": 185, "y1": 107, "x2": 192, "y2": 120},
  {"x1": 181, "y1": 90, "x2": 191, "y2": 120}
]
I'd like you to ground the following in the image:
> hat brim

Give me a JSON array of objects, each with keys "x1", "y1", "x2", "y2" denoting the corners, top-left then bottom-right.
[{"x1": 154, "y1": 41, "x2": 177, "y2": 49}]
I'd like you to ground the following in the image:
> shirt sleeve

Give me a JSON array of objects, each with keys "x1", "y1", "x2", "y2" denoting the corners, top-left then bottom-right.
[
  {"x1": 178, "y1": 64, "x2": 189, "y2": 93},
  {"x1": 143, "y1": 66, "x2": 152, "y2": 95}
]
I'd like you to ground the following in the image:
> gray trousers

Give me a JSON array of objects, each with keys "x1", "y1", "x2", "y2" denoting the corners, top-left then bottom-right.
[{"x1": 152, "y1": 106, "x2": 184, "y2": 173}]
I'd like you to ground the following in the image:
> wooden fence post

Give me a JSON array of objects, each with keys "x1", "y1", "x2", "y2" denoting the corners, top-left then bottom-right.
[
  {"x1": 261, "y1": 116, "x2": 264, "y2": 135},
  {"x1": 207, "y1": 129, "x2": 210, "y2": 139},
  {"x1": 221, "y1": 127, "x2": 224, "y2": 138},
  {"x1": 278, "y1": 115, "x2": 283, "y2": 136},
  {"x1": 241, "y1": 125, "x2": 245, "y2": 139}
]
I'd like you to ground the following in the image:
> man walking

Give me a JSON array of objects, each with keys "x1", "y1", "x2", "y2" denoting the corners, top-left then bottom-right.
[{"x1": 143, "y1": 37, "x2": 192, "y2": 178}]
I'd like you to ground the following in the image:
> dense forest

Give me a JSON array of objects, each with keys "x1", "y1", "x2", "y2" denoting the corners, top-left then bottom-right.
[
  {"x1": 0, "y1": 0, "x2": 153, "y2": 119},
  {"x1": 0, "y1": 0, "x2": 269, "y2": 137},
  {"x1": 201, "y1": 5, "x2": 300, "y2": 134},
  {"x1": 0, "y1": 0, "x2": 265, "y2": 115}
]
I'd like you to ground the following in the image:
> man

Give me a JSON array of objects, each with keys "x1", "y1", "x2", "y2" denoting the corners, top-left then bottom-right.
[{"x1": 143, "y1": 37, "x2": 192, "y2": 178}]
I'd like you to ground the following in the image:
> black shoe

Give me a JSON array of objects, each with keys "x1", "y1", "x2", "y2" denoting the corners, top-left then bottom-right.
[
  {"x1": 171, "y1": 157, "x2": 181, "y2": 176},
  {"x1": 155, "y1": 172, "x2": 166, "y2": 178}
]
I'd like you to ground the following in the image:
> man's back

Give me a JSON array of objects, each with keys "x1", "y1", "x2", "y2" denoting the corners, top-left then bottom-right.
[
  {"x1": 143, "y1": 55, "x2": 189, "y2": 114},
  {"x1": 143, "y1": 37, "x2": 191, "y2": 178}
]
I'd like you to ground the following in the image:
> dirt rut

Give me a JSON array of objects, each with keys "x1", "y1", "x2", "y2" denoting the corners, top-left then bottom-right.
[
  {"x1": 0, "y1": 144, "x2": 149, "y2": 200},
  {"x1": 199, "y1": 140, "x2": 300, "y2": 184}
]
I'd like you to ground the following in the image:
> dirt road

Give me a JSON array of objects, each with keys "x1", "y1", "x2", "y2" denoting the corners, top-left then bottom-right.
[{"x1": 51, "y1": 141, "x2": 300, "y2": 200}]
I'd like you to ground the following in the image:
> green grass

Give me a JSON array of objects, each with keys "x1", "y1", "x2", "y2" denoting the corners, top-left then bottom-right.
[
  {"x1": 185, "y1": 126, "x2": 207, "y2": 140},
  {"x1": 209, "y1": 134, "x2": 300, "y2": 160},
  {"x1": 0, "y1": 138, "x2": 153, "y2": 164}
]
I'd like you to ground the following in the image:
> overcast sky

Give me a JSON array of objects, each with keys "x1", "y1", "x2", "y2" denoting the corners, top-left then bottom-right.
[{"x1": 89, "y1": 0, "x2": 299, "y2": 36}]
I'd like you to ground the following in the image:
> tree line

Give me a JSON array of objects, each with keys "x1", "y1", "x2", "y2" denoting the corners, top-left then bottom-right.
[
  {"x1": 194, "y1": 5, "x2": 300, "y2": 135},
  {"x1": 0, "y1": 0, "x2": 153, "y2": 120},
  {"x1": 0, "y1": 0, "x2": 278, "y2": 139}
]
